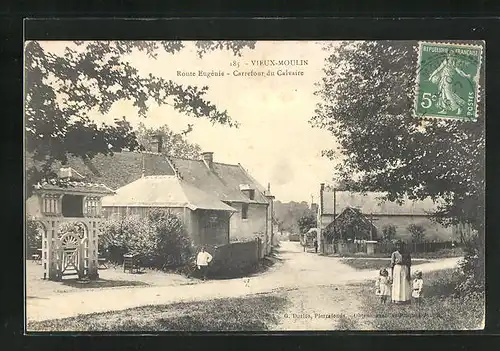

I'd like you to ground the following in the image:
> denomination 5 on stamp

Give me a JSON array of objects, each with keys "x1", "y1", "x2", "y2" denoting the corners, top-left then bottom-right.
[{"x1": 414, "y1": 41, "x2": 483, "y2": 121}]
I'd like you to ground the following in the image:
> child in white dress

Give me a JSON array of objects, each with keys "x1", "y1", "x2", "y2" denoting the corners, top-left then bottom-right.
[
  {"x1": 375, "y1": 268, "x2": 392, "y2": 304},
  {"x1": 412, "y1": 270, "x2": 423, "y2": 305}
]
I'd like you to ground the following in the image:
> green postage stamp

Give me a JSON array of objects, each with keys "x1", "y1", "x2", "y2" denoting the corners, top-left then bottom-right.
[{"x1": 414, "y1": 41, "x2": 483, "y2": 121}]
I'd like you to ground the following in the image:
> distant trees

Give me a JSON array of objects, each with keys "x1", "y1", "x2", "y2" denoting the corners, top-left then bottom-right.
[
  {"x1": 135, "y1": 122, "x2": 202, "y2": 158},
  {"x1": 381, "y1": 224, "x2": 397, "y2": 242},
  {"x1": 297, "y1": 213, "x2": 317, "y2": 234},
  {"x1": 274, "y1": 200, "x2": 314, "y2": 233},
  {"x1": 407, "y1": 224, "x2": 426, "y2": 243}
]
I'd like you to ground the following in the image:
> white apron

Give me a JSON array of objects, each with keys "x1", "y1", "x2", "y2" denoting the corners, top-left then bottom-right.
[{"x1": 392, "y1": 264, "x2": 411, "y2": 302}]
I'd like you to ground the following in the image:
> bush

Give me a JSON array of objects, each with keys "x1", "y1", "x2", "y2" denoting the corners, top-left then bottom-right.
[
  {"x1": 147, "y1": 208, "x2": 193, "y2": 268},
  {"x1": 100, "y1": 215, "x2": 154, "y2": 264},
  {"x1": 455, "y1": 231, "x2": 484, "y2": 296},
  {"x1": 100, "y1": 209, "x2": 193, "y2": 269},
  {"x1": 381, "y1": 225, "x2": 396, "y2": 242},
  {"x1": 26, "y1": 218, "x2": 42, "y2": 254},
  {"x1": 408, "y1": 223, "x2": 426, "y2": 243}
]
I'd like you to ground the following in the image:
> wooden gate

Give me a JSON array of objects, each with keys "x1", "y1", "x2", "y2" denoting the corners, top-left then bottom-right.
[{"x1": 55, "y1": 223, "x2": 88, "y2": 280}]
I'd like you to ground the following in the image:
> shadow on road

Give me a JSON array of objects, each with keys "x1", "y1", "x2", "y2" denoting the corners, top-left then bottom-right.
[{"x1": 61, "y1": 278, "x2": 150, "y2": 289}]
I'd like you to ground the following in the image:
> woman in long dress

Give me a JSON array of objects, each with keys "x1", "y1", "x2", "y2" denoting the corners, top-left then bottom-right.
[{"x1": 390, "y1": 241, "x2": 412, "y2": 304}]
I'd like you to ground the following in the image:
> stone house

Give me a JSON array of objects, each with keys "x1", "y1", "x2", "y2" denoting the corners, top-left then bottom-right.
[{"x1": 50, "y1": 150, "x2": 274, "y2": 251}]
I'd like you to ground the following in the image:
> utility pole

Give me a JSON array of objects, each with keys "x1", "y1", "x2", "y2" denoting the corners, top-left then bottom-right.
[
  {"x1": 334, "y1": 187, "x2": 338, "y2": 242},
  {"x1": 370, "y1": 212, "x2": 373, "y2": 241}
]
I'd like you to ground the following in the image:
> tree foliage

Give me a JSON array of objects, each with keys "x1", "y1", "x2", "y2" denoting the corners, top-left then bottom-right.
[
  {"x1": 26, "y1": 219, "x2": 42, "y2": 252},
  {"x1": 407, "y1": 223, "x2": 426, "y2": 243},
  {"x1": 100, "y1": 209, "x2": 193, "y2": 268},
  {"x1": 25, "y1": 40, "x2": 255, "y2": 195},
  {"x1": 135, "y1": 122, "x2": 202, "y2": 158},
  {"x1": 297, "y1": 213, "x2": 317, "y2": 234},
  {"x1": 312, "y1": 41, "x2": 485, "y2": 232},
  {"x1": 274, "y1": 201, "x2": 314, "y2": 233},
  {"x1": 313, "y1": 40, "x2": 484, "y2": 293},
  {"x1": 381, "y1": 224, "x2": 397, "y2": 242}
]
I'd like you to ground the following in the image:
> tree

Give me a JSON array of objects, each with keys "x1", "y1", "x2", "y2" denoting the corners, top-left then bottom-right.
[
  {"x1": 135, "y1": 122, "x2": 202, "y2": 158},
  {"x1": 407, "y1": 224, "x2": 426, "y2": 243},
  {"x1": 274, "y1": 200, "x2": 314, "y2": 233},
  {"x1": 25, "y1": 40, "x2": 256, "y2": 197},
  {"x1": 312, "y1": 41, "x2": 484, "y2": 231},
  {"x1": 381, "y1": 224, "x2": 397, "y2": 242},
  {"x1": 312, "y1": 40, "x2": 484, "y2": 292},
  {"x1": 297, "y1": 213, "x2": 317, "y2": 234}
]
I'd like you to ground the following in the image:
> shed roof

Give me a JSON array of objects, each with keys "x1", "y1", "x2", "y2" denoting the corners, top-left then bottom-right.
[{"x1": 102, "y1": 175, "x2": 237, "y2": 212}]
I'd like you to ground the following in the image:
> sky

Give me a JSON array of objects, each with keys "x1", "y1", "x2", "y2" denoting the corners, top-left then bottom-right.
[{"x1": 37, "y1": 41, "x2": 342, "y2": 203}]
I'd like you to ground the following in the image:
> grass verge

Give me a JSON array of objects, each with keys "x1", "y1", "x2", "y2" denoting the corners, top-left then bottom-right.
[
  {"x1": 340, "y1": 258, "x2": 430, "y2": 271},
  {"x1": 335, "y1": 247, "x2": 464, "y2": 259},
  {"x1": 27, "y1": 294, "x2": 289, "y2": 332},
  {"x1": 356, "y1": 268, "x2": 484, "y2": 330}
]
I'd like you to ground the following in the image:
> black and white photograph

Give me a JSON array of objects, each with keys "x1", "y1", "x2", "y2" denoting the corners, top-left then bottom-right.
[{"x1": 24, "y1": 39, "x2": 485, "y2": 331}]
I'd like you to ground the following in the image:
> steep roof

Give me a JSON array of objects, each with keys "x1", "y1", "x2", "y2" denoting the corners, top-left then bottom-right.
[
  {"x1": 58, "y1": 152, "x2": 176, "y2": 190},
  {"x1": 102, "y1": 175, "x2": 237, "y2": 212},
  {"x1": 169, "y1": 157, "x2": 270, "y2": 204},
  {"x1": 322, "y1": 190, "x2": 439, "y2": 216},
  {"x1": 30, "y1": 151, "x2": 270, "y2": 205}
]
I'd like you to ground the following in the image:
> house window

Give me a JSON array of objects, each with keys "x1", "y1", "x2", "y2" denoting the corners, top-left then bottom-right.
[
  {"x1": 242, "y1": 203, "x2": 249, "y2": 219},
  {"x1": 249, "y1": 190, "x2": 255, "y2": 200}
]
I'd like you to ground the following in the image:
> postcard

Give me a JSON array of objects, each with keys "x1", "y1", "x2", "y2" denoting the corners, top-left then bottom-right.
[{"x1": 24, "y1": 39, "x2": 485, "y2": 332}]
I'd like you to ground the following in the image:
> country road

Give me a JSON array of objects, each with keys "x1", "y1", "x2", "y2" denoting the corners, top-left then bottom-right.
[{"x1": 26, "y1": 241, "x2": 461, "y2": 326}]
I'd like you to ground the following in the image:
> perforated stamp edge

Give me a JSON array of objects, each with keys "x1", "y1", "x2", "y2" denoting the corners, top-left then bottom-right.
[{"x1": 412, "y1": 41, "x2": 484, "y2": 122}]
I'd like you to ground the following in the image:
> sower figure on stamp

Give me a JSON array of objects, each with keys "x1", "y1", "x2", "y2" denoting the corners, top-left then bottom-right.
[
  {"x1": 429, "y1": 51, "x2": 472, "y2": 115},
  {"x1": 196, "y1": 247, "x2": 213, "y2": 281},
  {"x1": 390, "y1": 241, "x2": 412, "y2": 304}
]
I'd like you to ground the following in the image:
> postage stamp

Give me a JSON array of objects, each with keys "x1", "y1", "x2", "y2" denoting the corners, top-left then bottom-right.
[{"x1": 413, "y1": 41, "x2": 483, "y2": 121}]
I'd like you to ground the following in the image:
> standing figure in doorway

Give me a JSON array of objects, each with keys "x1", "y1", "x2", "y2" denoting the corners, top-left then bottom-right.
[{"x1": 313, "y1": 238, "x2": 318, "y2": 253}]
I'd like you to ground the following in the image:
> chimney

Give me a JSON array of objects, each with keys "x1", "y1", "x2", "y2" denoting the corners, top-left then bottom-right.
[{"x1": 202, "y1": 152, "x2": 214, "y2": 170}]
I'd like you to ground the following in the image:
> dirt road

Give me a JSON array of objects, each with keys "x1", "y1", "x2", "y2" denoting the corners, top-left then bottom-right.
[{"x1": 26, "y1": 241, "x2": 461, "y2": 326}]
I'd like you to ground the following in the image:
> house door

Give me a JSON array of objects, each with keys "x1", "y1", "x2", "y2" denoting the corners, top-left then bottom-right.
[{"x1": 200, "y1": 211, "x2": 229, "y2": 245}]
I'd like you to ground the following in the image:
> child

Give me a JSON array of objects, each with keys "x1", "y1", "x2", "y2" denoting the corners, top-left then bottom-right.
[
  {"x1": 375, "y1": 268, "x2": 391, "y2": 304},
  {"x1": 412, "y1": 270, "x2": 423, "y2": 305}
]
